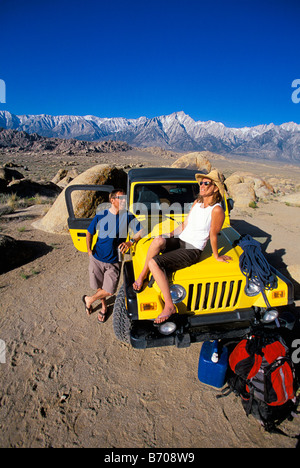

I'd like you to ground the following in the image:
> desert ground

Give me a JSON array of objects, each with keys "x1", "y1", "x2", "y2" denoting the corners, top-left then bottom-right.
[{"x1": 0, "y1": 148, "x2": 300, "y2": 448}]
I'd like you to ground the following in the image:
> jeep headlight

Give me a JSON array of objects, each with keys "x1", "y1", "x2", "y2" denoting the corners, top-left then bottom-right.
[
  {"x1": 261, "y1": 309, "x2": 278, "y2": 323},
  {"x1": 244, "y1": 279, "x2": 261, "y2": 297},
  {"x1": 170, "y1": 284, "x2": 186, "y2": 304}
]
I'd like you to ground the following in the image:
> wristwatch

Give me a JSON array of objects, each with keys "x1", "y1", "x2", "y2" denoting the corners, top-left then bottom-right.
[{"x1": 129, "y1": 238, "x2": 136, "y2": 245}]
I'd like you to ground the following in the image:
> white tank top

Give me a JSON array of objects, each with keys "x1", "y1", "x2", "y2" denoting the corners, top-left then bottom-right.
[{"x1": 179, "y1": 202, "x2": 222, "y2": 250}]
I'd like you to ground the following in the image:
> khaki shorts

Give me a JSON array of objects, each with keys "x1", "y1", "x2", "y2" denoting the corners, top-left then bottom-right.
[{"x1": 89, "y1": 255, "x2": 121, "y2": 295}]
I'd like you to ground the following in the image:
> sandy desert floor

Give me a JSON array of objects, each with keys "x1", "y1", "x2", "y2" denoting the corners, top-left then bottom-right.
[{"x1": 0, "y1": 150, "x2": 300, "y2": 448}]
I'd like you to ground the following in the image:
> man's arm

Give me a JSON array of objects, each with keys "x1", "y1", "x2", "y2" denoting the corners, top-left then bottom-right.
[
  {"x1": 119, "y1": 227, "x2": 144, "y2": 253},
  {"x1": 86, "y1": 215, "x2": 98, "y2": 256},
  {"x1": 86, "y1": 231, "x2": 93, "y2": 256}
]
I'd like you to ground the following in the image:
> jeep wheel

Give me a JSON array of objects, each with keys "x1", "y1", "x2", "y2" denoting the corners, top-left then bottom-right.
[{"x1": 113, "y1": 285, "x2": 131, "y2": 344}]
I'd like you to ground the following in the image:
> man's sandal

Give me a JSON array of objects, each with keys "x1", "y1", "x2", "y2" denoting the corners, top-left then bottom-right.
[
  {"x1": 82, "y1": 295, "x2": 93, "y2": 315},
  {"x1": 97, "y1": 311, "x2": 106, "y2": 324}
]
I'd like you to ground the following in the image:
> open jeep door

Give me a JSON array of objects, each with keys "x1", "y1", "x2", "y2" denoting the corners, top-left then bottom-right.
[{"x1": 65, "y1": 184, "x2": 114, "y2": 252}]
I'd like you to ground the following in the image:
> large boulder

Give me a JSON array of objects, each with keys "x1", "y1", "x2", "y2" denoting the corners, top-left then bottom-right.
[
  {"x1": 32, "y1": 165, "x2": 127, "y2": 234},
  {"x1": 225, "y1": 172, "x2": 274, "y2": 208},
  {"x1": 228, "y1": 182, "x2": 257, "y2": 208},
  {"x1": 171, "y1": 152, "x2": 212, "y2": 172}
]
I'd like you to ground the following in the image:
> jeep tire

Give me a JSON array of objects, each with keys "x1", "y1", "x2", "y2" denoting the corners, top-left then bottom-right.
[{"x1": 113, "y1": 285, "x2": 131, "y2": 344}]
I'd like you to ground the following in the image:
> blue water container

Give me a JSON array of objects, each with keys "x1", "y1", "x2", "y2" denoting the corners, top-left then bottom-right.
[{"x1": 198, "y1": 340, "x2": 228, "y2": 388}]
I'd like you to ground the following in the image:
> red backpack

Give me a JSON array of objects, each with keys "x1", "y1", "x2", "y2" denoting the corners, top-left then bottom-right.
[{"x1": 225, "y1": 331, "x2": 296, "y2": 432}]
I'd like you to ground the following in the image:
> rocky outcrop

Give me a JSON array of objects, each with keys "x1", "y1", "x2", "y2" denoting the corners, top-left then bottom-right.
[
  {"x1": 279, "y1": 192, "x2": 300, "y2": 207},
  {"x1": 0, "y1": 166, "x2": 24, "y2": 191},
  {"x1": 0, "y1": 127, "x2": 132, "y2": 155},
  {"x1": 0, "y1": 166, "x2": 62, "y2": 198},
  {"x1": 7, "y1": 179, "x2": 62, "y2": 198},
  {"x1": 51, "y1": 168, "x2": 79, "y2": 188}
]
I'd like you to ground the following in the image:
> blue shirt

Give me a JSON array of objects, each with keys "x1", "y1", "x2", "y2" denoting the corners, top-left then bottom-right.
[{"x1": 87, "y1": 209, "x2": 141, "y2": 263}]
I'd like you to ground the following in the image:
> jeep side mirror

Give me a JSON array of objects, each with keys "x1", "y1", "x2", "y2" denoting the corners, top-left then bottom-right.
[{"x1": 227, "y1": 198, "x2": 234, "y2": 212}]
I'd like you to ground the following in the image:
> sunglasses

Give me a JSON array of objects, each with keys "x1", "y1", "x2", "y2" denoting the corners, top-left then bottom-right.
[
  {"x1": 199, "y1": 181, "x2": 213, "y2": 186},
  {"x1": 113, "y1": 195, "x2": 127, "y2": 200}
]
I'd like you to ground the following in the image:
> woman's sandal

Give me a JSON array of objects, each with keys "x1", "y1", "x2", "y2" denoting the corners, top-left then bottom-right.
[{"x1": 132, "y1": 279, "x2": 149, "y2": 293}]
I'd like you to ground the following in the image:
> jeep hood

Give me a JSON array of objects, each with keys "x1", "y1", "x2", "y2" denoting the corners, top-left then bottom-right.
[{"x1": 133, "y1": 224, "x2": 243, "y2": 283}]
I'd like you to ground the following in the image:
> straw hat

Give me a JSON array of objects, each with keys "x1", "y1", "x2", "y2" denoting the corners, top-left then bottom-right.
[{"x1": 195, "y1": 169, "x2": 225, "y2": 198}]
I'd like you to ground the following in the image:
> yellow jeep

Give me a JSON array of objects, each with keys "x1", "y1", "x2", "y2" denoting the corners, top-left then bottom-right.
[{"x1": 65, "y1": 168, "x2": 294, "y2": 348}]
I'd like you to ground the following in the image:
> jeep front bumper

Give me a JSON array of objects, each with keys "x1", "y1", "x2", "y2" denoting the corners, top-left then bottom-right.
[{"x1": 130, "y1": 308, "x2": 255, "y2": 349}]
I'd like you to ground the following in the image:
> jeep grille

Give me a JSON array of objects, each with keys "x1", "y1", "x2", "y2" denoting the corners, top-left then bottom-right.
[{"x1": 186, "y1": 280, "x2": 243, "y2": 312}]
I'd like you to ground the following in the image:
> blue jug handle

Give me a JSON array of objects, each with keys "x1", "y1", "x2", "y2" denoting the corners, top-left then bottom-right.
[{"x1": 212, "y1": 340, "x2": 218, "y2": 354}]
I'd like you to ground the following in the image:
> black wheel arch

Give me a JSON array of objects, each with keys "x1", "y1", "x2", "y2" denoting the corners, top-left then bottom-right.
[{"x1": 123, "y1": 261, "x2": 139, "y2": 320}]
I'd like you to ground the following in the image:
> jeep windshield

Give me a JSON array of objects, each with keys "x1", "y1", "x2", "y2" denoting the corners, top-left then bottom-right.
[{"x1": 131, "y1": 182, "x2": 199, "y2": 215}]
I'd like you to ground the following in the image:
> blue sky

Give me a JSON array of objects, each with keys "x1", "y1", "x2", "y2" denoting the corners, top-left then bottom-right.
[{"x1": 1, "y1": 0, "x2": 300, "y2": 127}]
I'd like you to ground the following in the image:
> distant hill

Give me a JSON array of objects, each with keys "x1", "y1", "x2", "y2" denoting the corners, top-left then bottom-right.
[
  {"x1": 1, "y1": 110, "x2": 300, "y2": 161},
  {"x1": 0, "y1": 127, "x2": 131, "y2": 154}
]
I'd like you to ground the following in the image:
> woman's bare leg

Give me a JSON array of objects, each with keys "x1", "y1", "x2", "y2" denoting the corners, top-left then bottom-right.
[
  {"x1": 148, "y1": 258, "x2": 176, "y2": 323},
  {"x1": 133, "y1": 236, "x2": 166, "y2": 290}
]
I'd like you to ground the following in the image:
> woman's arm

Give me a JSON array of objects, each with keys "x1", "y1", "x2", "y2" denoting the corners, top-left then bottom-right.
[{"x1": 210, "y1": 206, "x2": 232, "y2": 263}]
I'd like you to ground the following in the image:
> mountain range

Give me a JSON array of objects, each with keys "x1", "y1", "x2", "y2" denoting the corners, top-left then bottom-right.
[{"x1": 1, "y1": 110, "x2": 300, "y2": 162}]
